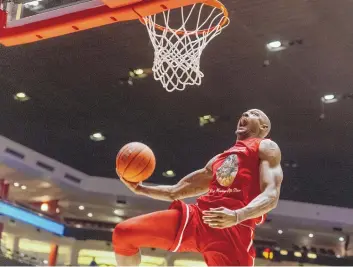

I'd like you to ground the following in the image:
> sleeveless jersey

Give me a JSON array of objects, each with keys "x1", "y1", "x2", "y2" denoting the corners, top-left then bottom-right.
[{"x1": 197, "y1": 137, "x2": 266, "y2": 229}]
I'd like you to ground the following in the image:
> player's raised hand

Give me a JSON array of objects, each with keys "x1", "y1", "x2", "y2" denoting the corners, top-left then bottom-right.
[
  {"x1": 118, "y1": 175, "x2": 141, "y2": 194},
  {"x1": 202, "y1": 207, "x2": 238, "y2": 229}
]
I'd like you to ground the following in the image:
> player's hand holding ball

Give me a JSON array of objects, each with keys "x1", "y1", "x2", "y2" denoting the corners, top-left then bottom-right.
[{"x1": 116, "y1": 142, "x2": 156, "y2": 194}]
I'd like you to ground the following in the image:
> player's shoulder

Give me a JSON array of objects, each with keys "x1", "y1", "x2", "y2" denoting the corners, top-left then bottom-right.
[
  {"x1": 259, "y1": 139, "x2": 281, "y2": 160},
  {"x1": 259, "y1": 139, "x2": 280, "y2": 149}
]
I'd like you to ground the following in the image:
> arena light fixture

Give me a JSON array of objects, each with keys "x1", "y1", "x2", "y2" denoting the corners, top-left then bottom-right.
[
  {"x1": 294, "y1": 251, "x2": 302, "y2": 258},
  {"x1": 87, "y1": 212, "x2": 93, "y2": 217},
  {"x1": 321, "y1": 94, "x2": 338, "y2": 104},
  {"x1": 14, "y1": 182, "x2": 20, "y2": 187},
  {"x1": 307, "y1": 253, "x2": 317, "y2": 259},
  {"x1": 339, "y1": 236, "x2": 345, "y2": 242},
  {"x1": 40, "y1": 203, "x2": 49, "y2": 212},
  {"x1": 199, "y1": 115, "x2": 216, "y2": 127},
  {"x1": 309, "y1": 233, "x2": 314, "y2": 238},
  {"x1": 163, "y1": 170, "x2": 176, "y2": 178},
  {"x1": 134, "y1": 69, "x2": 144, "y2": 75},
  {"x1": 21, "y1": 185, "x2": 27, "y2": 190},
  {"x1": 280, "y1": 250, "x2": 288, "y2": 256},
  {"x1": 114, "y1": 209, "x2": 124, "y2": 216},
  {"x1": 14, "y1": 92, "x2": 30, "y2": 102},
  {"x1": 336, "y1": 255, "x2": 341, "y2": 258},
  {"x1": 90, "y1": 132, "x2": 106, "y2": 141},
  {"x1": 56, "y1": 208, "x2": 60, "y2": 213},
  {"x1": 266, "y1": 40, "x2": 286, "y2": 52},
  {"x1": 277, "y1": 229, "x2": 283, "y2": 234},
  {"x1": 268, "y1": 41, "x2": 282, "y2": 48},
  {"x1": 79, "y1": 205, "x2": 85, "y2": 210},
  {"x1": 129, "y1": 68, "x2": 148, "y2": 79}
]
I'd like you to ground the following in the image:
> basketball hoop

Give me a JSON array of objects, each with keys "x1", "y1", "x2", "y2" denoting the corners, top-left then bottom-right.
[{"x1": 141, "y1": 0, "x2": 229, "y2": 92}]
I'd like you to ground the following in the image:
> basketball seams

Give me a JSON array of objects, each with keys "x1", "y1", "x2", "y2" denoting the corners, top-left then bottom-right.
[
  {"x1": 129, "y1": 156, "x2": 153, "y2": 181},
  {"x1": 116, "y1": 144, "x2": 132, "y2": 176},
  {"x1": 121, "y1": 146, "x2": 147, "y2": 178}
]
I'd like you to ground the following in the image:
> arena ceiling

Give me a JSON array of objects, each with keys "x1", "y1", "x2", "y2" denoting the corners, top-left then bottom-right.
[{"x1": 0, "y1": 0, "x2": 353, "y2": 208}]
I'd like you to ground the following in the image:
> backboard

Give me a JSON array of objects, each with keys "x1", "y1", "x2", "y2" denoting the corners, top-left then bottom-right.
[{"x1": 0, "y1": 0, "x2": 204, "y2": 46}]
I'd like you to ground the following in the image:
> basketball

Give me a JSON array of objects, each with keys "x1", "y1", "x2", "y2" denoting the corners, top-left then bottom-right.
[{"x1": 116, "y1": 142, "x2": 156, "y2": 183}]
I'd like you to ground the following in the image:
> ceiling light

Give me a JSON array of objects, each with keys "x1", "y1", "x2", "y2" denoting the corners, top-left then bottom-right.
[
  {"x1": 40, "y1": 203, "x2": 49, "y2": 212},
  {"x1": 90, "y1": 132, "x2": 105, "y2": 141},
  {"x1": 277, "y1": 229, "x2": 283, "y2": 234},
  {"x1": 114, "y1": 209, "x2": 124, "y2": 216},
  {"x1": 309, "y1": 233, "x2": 314, "y2": 238},
  {"x1": 79, "y1": 205, "x2": 85, "y2": 210},
  {"x1": 43, "y1": 260, "x2": 48, "y2": 264},
  {"x1": 199, "y1": 115, "x2": 216, "y2": 127},
  {"x1": 134, "y1": 69, "x2": 144, "y2": 75},
  {"x1": 266, "y1": 41, "x2": 286, "y2": 52},
  {"x1": 14, "y1": 182, "x2": 20, "y2": 187},
  {"x1": 87, "y1": 213, "x2": 93, "y2": 217},
  {"x1": 324, "y1": 94, "x2": 335, "y2": 100},
  {"x1": 268, "y1": 41, "x2": 282, "y2": 48},
  {"x1": 21, "y1": 185, "x2": 27, "y2": 190},
  {"x1": 321, "y1": 94, "x2": 338, "y2": 104},
  {"x1": 14, "y1": 92, "x2": 30, "y2": 102},
  {"x1": 339, "y1": 236, "x2": 345, "y2": 242},
  {"x1": 294, "y1": 251, "x2": 302, "y2": 258},
  {"x1": 75, "y1": 224, "x2": 82, "y2": 228},
  {"x1": 56, "y1": 208, "x2": 60, "y2": 213},
  {"x1": 280, "y1": 250, "x2": 288, "y2": 256},
  {"x1": 307, "y1": 253, "x2": 317, "y2": 259},
  {"x1": 163, "y1": 170, "x2": 176, "y2": 178},
  {"x1": 129, "y1": 68, "x2": 148, "y2": 79}
]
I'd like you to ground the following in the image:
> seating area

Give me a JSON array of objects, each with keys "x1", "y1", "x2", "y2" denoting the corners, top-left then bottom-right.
[{"x1": 0, "y1": 244, "x2": 41, "y2": 266}]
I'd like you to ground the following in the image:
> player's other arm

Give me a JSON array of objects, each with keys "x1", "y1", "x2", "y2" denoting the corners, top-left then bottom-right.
[
  {"x1": 120, "y1": 155, "x2": 218, "y2": 202},
  {"x1": 236, "y1": 140, "x2": 283, "y2": 222}
]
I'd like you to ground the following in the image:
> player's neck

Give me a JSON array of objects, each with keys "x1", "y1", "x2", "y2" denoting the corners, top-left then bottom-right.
[{"x1": 236, "y1": 132, "x2": 261, "y2": 141}]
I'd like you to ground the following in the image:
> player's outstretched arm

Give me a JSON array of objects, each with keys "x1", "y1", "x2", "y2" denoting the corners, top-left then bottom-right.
[
  {"x1": 120, "y1": 155, "x2": 218, "y2": 202},
  {"x1": 202, "y1": 140, "x2": 283, "y2": 229}
]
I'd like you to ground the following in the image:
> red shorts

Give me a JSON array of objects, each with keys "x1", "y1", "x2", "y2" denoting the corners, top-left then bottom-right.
[
  {"x1": 169, "y1": 201, "x2": 255, "y2": 266},
  {"x1": 113, "y1": 200, "x2": 255, "y2": 266}
]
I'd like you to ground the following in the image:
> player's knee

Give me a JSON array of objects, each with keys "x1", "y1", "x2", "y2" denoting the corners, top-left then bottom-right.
[{"x1": 113, "y1": 223, "x2": 134, "y2": 244}]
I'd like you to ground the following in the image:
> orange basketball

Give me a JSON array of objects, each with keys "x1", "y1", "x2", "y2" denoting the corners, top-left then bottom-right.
[{"x1": 116, "y1": 142, "x2": 156, "y2": 183}]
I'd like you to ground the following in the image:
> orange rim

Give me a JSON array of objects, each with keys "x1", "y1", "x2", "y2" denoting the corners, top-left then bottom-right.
[{"x1": 139, "y1": 0, "x2": 229, "y2": 35}]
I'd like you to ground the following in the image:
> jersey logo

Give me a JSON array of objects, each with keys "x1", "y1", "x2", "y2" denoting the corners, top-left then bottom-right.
[{"x1": 216, "y1": 154, "x2": 239, "y2": 187}]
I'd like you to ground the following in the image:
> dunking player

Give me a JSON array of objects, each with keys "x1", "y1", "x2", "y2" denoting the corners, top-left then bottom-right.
[{"x1": 113, "y1": 109, "x2": 283, "y2": 266}]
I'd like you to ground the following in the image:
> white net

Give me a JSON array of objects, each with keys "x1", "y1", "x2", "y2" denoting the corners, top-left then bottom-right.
[{"x1": 142, "y1": 3, "x2": 229, "y2": 92}]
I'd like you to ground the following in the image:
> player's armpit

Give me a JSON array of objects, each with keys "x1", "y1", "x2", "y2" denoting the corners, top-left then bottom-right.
[
  {"x1": 137, "y1": 155, "x2": 218, "y2": 202},
  {"x1": 236, "y1": 140, "x2": 283, "y2": 223}
]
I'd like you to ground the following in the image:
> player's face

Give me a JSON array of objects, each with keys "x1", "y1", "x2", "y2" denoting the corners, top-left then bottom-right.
[{"x1": 236, "y1": 109, "x2": 267, "y2": 138}]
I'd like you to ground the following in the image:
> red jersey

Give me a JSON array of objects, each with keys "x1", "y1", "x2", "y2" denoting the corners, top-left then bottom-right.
[{"x1": 197, "y1": 137, "x2": 265, "y2": 229}]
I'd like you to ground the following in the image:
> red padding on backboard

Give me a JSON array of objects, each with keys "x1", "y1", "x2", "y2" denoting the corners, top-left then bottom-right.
[{"x1": 0, "y1": 0, "x2": 202, "y2": 46}]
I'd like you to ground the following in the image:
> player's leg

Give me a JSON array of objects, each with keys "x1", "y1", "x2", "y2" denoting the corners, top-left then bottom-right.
[
  {"x1": 113, "y1": 209, "x2": 181, "y2": 266},
  {"x1": 201, "y1": 225, "x2": 254, "y2": 266}
]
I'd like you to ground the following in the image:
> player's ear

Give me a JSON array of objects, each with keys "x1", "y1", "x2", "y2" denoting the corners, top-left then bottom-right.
[
  {"x1": 260, "y1": 123, "x2": 270, "y2": 137},
  {"x1": 260, "y1": 123, "x2": 269, "y2": 131}
]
